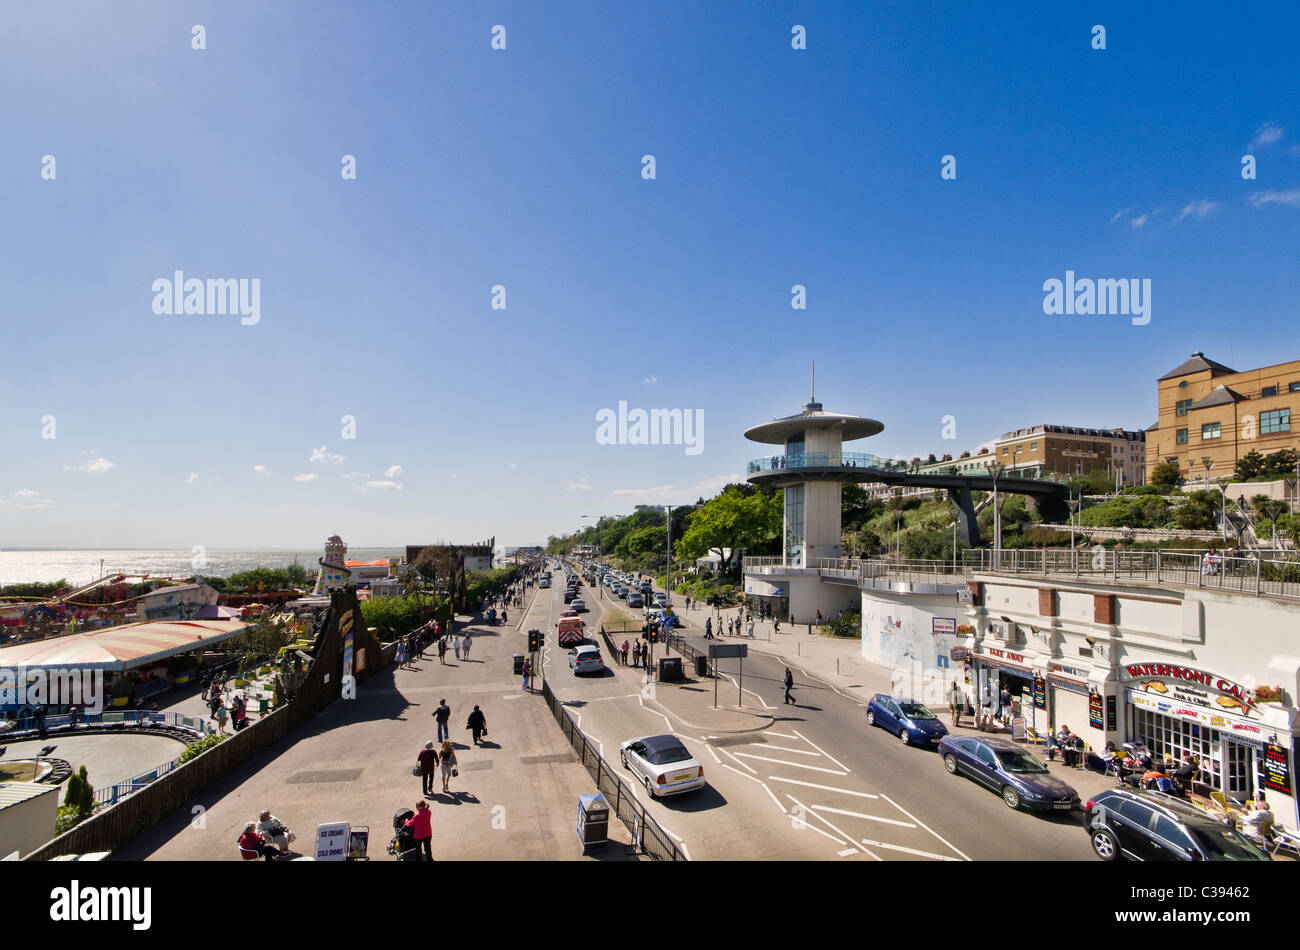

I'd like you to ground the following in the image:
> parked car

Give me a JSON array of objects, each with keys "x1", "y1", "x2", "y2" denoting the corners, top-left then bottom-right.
[
  {"x1": 1083, "y1": 787, "x2": 1271, "y2": 861},
  {"x1": 866, "y1": 694, "x2": 948, "y2": 746},
  {"x1": 939, "y1": 735, "x2": 1080, "y2": 811},
  {"x1": 620, "y1": 734, "x2": 705, "y2": 797},
  {"x1": 570, "y1": 598, "x2": 587, "y2": 612},
  {"x1": 568, "y1": 644, "x2": 606, "y2": 675},
  {"x1": 627, "y1": 593, "x2": 644, "y2": 608}
]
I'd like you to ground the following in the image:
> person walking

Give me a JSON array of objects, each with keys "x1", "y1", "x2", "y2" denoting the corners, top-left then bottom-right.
[
  {"x1": 773, "y1": 618, "x2": 781, "y2": 635},
  {"x1": 434, "y1": 699, "x2": 452, "y2": 742},
  {"x1": 685, "y1": 596, "x2": 691, "y2": 611},
  {"x1": 454, "y1": 636, "x2": 462, "y2": 661},
  {"x1": 999, "y1": 685, "x2": 1012, "y2": 725},
  {"x1": 406, "y1": 800, "x2": 434, "y2": 860},
  {"x1": 704, "y1": 617, "x2": 713, "y2": 639},
  {"x1": 395, "y1": 639, "x2": 407, "y2": 669},
  {"x1": 620, "y1": 639, "x2": 630, "y2": 666},
  {"x1": 461, "y1": 632, "x2": 472, "y2": 662},
  {"x1": 948, "y1": 680, "x2": 964, "y2": 727},
  {"x1": 466, "y1": 705, "x2": 487, "y2": 745},
  {"x1": 747, "y1": 619, "x2": 755, "y2": 638},
  {"x1": 214, "y1": 700, "x2": 228, "y2": 733},
  {"x1": 440, "y1": 740, "x2": 458, "y2": 794},
  {"x1": 783, "y1": 667, "x2": 795, "y2": 705},
  {"x1": 438, "y1": 637, "x2": 447, "y2": 664},
  {"x1": 418, "y1": 741, "x2": 439, "y2": 795}
]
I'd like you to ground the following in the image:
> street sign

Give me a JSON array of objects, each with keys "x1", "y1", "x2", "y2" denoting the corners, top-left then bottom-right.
[
  {"x1": 957, "y1": 589, "x2": 973, "y2": 605},
  {"x1": 708, "y1": 644, "x2": 748, "y2": 658}
]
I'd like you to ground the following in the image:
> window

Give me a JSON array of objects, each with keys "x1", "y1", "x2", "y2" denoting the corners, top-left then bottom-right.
[
  {"x1": 1118, "y1": 800, "x2": 1154, "y2": 828},
  {"x1": 1002, "y1": 447, "x2": 1009, "y2": 455},
  {"x1": 784, "y1": 484, "x2": 805, "y2": 567},
  {"x1": 1261, "y1": 386, "x2": 1277, "y2": 398},
  {"x1": 1202, "y1": 423, "x2": 1221, "y2": 440},
  {"x1": 1154, "y1": 816, "x2": 1195, "y2": 852},
  {"x1": 1051, "y1": 441, "x2": 1057, "y2": 449},
  {"x1": 1290, "y1": 382, "x2": 1300, "y2": 393},
  {"x1": 1176, "y1": 399, "x2": 1192, "y2": 416},
  {"x1": 1030, "y1": 442, "x2": 1038, "y2": 450},
  {"x1": 1176, "y1": 428, "x2": 1188, "y2": 444},
  {"x1": 1015, "y1": 444, "x2": 1023, "y2": 454},
  {"x1": 1261, "y1": 409, "x2": 1290, "y2": 434}
]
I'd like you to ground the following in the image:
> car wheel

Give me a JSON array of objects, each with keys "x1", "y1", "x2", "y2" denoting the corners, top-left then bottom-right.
[
  {"x1": 1001, "y1": 786, "x2": 1021, "y2": 809},
  {"x1": 644, "y1": 776, "x2": 656, "y2": 797},
  {"x1": 943, "y1": 754, "x2": 958, "y2": 774},
  {"x1": 898, "y1": 729, "x2": 911, "y2": 746},
  {"x1": 866, "y1": 710, "x2": 875, "y2": 727},
  {"x1": 620, "y1": 751, "x2": 628, "y2": 770},
  {"x1": 1091, "y1": 828, "x2": 1120, "y2": 861}
]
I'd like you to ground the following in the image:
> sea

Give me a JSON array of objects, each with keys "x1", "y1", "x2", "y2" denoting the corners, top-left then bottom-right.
[{"x1": 0, "y1": 548, "x2": 406, "y2": 586}]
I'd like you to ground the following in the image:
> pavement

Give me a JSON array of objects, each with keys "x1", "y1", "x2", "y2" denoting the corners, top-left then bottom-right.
[{"x1": 118, "y1": 582, "x2": 638, "y2": 861}]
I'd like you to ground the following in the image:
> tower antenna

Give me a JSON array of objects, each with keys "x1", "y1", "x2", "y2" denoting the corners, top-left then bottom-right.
[{"x1": 811, "y1": 362, "x2": 815, "y2": 403}]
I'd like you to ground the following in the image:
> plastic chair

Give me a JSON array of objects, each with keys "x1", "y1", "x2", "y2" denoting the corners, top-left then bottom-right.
[{"x1": 238, "y1": 843, "x2": 260, "y2": 860}]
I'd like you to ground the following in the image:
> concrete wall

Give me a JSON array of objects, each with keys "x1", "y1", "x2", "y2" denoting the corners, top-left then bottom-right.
[
  {"x1": 860, "y1": 589, "x2": 965, "y2": 700},
  {"x1": 0, "y1": 783, "x2": 59, "y2": 858}
]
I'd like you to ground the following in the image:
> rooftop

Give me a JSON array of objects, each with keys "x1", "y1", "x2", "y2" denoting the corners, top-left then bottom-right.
[
  {"x1": 745, "y1": 401, "x2": 884, "y2": 444},
  {"x1": 1159, "y1": 351, "x2": 1238, "y2": 381}
]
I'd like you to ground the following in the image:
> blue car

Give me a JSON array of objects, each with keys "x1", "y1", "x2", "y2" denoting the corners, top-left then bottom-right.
[
  {"x1": 939, "y1": 735, "x2": 1081, "y2": 811},
  {"x1": 865, "y1": 694, "x2": 949, "y2": 746}
]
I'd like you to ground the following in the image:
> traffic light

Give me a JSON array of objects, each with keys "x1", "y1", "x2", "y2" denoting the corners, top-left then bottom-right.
[{"x1": 528, "y1": 629, "x2": 542, "y2": 652}]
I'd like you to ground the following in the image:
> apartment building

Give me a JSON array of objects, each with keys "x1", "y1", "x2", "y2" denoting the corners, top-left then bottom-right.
[
  {"x1": 1145, "y1": 351, "x2": 1300, "y2": 482},
  {"x1": 993, "y1": 425, "x2": 1146, "y2": 485}
]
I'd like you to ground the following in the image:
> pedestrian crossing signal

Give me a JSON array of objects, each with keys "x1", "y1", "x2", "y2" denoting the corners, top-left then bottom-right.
[{"x1": 528, "y1": 630, "x2": 542, "y2": 652}]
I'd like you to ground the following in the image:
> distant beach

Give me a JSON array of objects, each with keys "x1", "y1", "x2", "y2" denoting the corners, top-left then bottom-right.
[{"x1": 0, "y1": 548, "x2": 404, "y2": 586}]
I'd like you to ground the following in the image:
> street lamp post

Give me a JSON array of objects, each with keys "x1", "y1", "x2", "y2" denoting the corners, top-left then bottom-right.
[{"x1": 985, "y1": 462, "x2": 1005, "y2": 564}]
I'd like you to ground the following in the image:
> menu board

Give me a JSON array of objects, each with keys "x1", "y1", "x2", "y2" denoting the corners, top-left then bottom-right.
[
  {"x1": 1263, "y1": 743, "x2": 1292, "y2": 795},
  {"x1": 1032, "y1": 676, "x2": 1047, "y2": 710},
  {"x1": 1105, "y1": 695, "x2": 1117, "y2": 731},
  {"x1": 1088, "y1": 691, "x2": 1104, "y2": 730}
]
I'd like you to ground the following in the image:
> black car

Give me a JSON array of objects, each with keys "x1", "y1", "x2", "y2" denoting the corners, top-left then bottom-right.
[
  {"x1": 939, "y1": 735, "x2": 1080, "y2": 811},
  {"x1": 1083, "y1": 787, "x2": 1271, "y2": 861}
]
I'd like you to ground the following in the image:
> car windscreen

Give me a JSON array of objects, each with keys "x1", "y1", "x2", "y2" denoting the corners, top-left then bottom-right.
[
  {"x1": 899, "y1": 703, "x2": 937, "y2": 720},
  {"x1": 995, "y1": 749, "x2": 1048, "y2": 773},
  {"x1": 647, "y1": 745, "x2": 692, "y2": 765},
  {"x1": 1187, "y1": 825, "x2": 1271, "y2": 861}
]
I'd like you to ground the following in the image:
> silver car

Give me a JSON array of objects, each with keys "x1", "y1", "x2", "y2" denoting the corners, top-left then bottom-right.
[
  {"x1": 620, "y1": 734, "x2": 705, "y2": 797},
  {"x1": 568, "y1": 644, "x2": 606, "y2": 675}
]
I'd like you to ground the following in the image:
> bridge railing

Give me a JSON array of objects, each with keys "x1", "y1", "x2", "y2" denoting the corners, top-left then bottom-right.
[{"x1": 746, "y1": 452, "x2": 912, "y2": 475}]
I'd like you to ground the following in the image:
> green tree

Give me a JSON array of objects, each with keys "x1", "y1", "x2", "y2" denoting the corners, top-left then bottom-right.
[
  {"x1": 1235, "y1": 450, "x2": 1267, "y2": 481},
  {"x1": 674, "y1": 487, "x2": 781, "y2": 574},
  {"x1": 1150, "y1": 460, "x2": 1182, "y2": 492},
  {"x1": 1262, "y1": 449, "x2": 1300, "y2": 479}
]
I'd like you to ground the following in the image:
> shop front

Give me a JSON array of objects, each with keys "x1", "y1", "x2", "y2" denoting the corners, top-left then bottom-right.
[
  {"x1": 744, "y1": 579, "x2": 788, "y2": 623},
  {"x1": 1046, "y1": 660, "x2": 1110, "y2": 753},
  {"x1": 971, "y1": 645, "x2": 1038, "y2": 725}
]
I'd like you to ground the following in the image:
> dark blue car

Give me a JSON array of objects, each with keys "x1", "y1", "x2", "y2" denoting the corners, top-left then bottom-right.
[
  {"x1": 939, "y1": 735, "x2": 1081, "y2": 811},
  {"x1": 866, "y1": 694, "x2": 949, "y2": 746}
]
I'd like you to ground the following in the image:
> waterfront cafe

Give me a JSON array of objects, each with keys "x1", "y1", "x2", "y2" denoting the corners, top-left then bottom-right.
[{"x1": 0, "y1": 619, "x2": 249, "y2": 714}]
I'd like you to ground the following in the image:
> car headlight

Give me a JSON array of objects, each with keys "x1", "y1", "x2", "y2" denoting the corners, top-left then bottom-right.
[{"x1": 1022, "y1": 788, "x2": 1045, "y2": 799}]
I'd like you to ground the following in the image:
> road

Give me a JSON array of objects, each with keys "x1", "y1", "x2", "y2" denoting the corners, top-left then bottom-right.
[{"x1": 550, "y1": 559, "x2": 1095, "y2": 861}]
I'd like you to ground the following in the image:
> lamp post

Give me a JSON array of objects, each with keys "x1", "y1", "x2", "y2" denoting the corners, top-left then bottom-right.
[
  {"x1": 1286, "y1": 473, "x2": 1299, "y2": 518},
  {"x1": 985, "y1": 462, "x2": 1006, "y2": 563}
]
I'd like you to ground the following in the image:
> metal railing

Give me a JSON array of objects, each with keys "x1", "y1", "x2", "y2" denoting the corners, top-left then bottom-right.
[
  {"x1": 2, "y1": 710, "x2": 210, "y2": 738},
  {"x1": 747, "y1": 452, "x2": 911, "y2": 475},
  {"x1": 539, "y1": 676, "x2": 686, "y2": 861},
  {"x1": 93, "y1": 755, "x2": 184, "y2": 807}
]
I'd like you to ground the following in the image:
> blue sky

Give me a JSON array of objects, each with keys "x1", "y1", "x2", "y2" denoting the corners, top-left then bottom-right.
[{"x1": 1, "y1": 1, "x2": 1298, "y2": 550}]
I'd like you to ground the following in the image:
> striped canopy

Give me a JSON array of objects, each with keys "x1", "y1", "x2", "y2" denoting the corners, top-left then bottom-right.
[{"x1": 0, "y1": 620, "x2": 249, "y2": 671}]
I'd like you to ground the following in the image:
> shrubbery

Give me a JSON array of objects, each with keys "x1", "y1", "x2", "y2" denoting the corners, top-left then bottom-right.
[
  {"x1": 359, "y1": 595, "x2": 424, "y2": 641},
  {"x1": 179, "y1": 731, "x2": 228, "y2": 764}
]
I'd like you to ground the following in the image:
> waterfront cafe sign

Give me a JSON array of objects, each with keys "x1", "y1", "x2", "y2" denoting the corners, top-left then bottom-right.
[{"x1": 1122, "y1": 663, "x2": 1256, "y2": 718}]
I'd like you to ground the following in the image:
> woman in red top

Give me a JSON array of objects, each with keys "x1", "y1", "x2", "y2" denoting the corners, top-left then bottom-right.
[
  {"x1": 239, "y1": 823, "x2": 279, "y2": 861},
  {"x1": 404, "y1": 800, "x2": 434, "y2": 861}
]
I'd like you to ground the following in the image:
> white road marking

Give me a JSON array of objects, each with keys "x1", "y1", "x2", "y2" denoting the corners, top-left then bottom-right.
[
  {"x1": 791, "y1": 729, "x2": 851, "y2": 773},
  {"x1": 716, "y1": 671, "x2": 776, "y2": 709},
  {"x1": 766, "y1": 732, "x2": 801, "y2": 740},
  {"x1": 838, "y1": 848, "x2": 858, "y2": 857},
  {"x1": 860, "y1": 838, "x2": 963, "y2": 861},
  {"x1": 786, "y1": 794, "x2": 881, "y2": 861},
  {"x1": 733, "y1": 752, "x2": 847, "y2": 775},
  {"x1": 880, "y1": 793, "x2": 972, "y2": 862},
  {"x1": 767, "y1": 776, "x2": 880, "y2": 799},
  {"x1": 761, "y1": 744, "x2": 824, "y2": 757},
  {"x1": 718, "y1": 762, "x2": 789, "y2": 817},
  {"x1": 503, "y1": 694, "x2": 523, "y2": 701},
  {"x1": 811, "y1": 805, "x2": 915, "y2": 828},
  {"x1": 718, "y1": 747, "x2": 757, "y2": 774},
  {"x1": 705, "y1": 745, "x2": 721, "y2": 764}
]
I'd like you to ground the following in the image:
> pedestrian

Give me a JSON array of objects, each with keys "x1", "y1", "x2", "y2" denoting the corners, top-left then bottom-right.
[
  {"x1": 438, "y1": 637, "x2": 447, "y2": 664},
  {"x1": 395, "y1": 639, "x2": 406, "y2": 668},
  {"x1": 454, "y1": 636, "x2": 462, "y2": 661},
  {"x1": 416, "y1": 631, "x2": 426, "y2": 660},
  {"x1": 632, "y1": 640, "x2": 641, "y2": 668},
  {"x1": 466, "y1": 705, "x2": 487, "y2": 745},
  {"x1": 215, "y1": 700, "x2": 228, "y2": 733},
  {"x1": 522, "y1": 657, "x2": 531, "y2": 690},
  {"x1": 462, "y1": 632, "x2": 472, "y2": 661},
  {"x1": 948, "y1": 681, "x2": 964, "y2": 727},
  {"x1": 440, "y1": 740, "x2": 458, "y2": 794},
  {"x1": 783, "y1": 667, "x2": 795, "y2": 705},
  {"x1": 773, "y1": 618, "x2": 781, "y2": 635},
  {"x1": 685, "y1": 596, "x2": 691, "y2": 611},
  {"x1": 999, "y1": 685, "x2": 1012, "y2": 724},
  {"x1": 434, "y1": 698, "x2": 452, "y2": 742},
  {"x1": 704, "y1": 617, "x2": 713, "y2": 639},
  {"x1": 418, "y1": 741, "x2": 439, "y2": 795},
  {"x1": 406, "y1": 800, "x2": 434, "y2": 860},
  {"x1": 620, "y1": 640, "x2": 630, "y2": 666},
  {"x1": 747, "y1": 619, "x2": 754, "y2": 638}
]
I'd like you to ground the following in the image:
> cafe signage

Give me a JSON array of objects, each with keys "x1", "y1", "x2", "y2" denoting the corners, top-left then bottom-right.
[
  {"x1": 1032, "y1": 675, "x2": 1047, "y2": 710},
  {"x1": 980, "y1": 646, "x2": 1030, "y2": 667},
  {"x1": 950, "y1": 647, "x2": 970, "y2": 661},
  {"x1": 1263, "y1": 743, "x2": 1292, "y2": 796},
  {"x1": 1126, "y1": 689, "x2": 1266, "y2": 737},
  {"x1": 1088, "y1": 691, "x2": 1104, "y2": 730},
  {"x1": 1050, "y1": 662, "x2": 1090, "y2": 681},
  {"x1": 1121, "y1": 663, "x2": 1255, "y2": 712}
]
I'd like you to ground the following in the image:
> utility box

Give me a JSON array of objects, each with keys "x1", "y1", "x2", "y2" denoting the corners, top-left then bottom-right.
[
  {"x1": 658, "y1": 656, "x2": 683, "y2": 682},
  {"x1": 512, "y1": 654, "x2": 525, "y2": 675},
  {"x1": 695, "y1": 655, "x2": 710, "y2": 678},
  {"x1": 576, "y1": 792, "x2": 609, "y2": 849}
]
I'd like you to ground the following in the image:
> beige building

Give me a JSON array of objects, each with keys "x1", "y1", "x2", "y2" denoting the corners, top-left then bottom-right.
[
  {"x1": 1146, "y1": 351, "x2": 1300, "y2": 483},
  {"x1": 994, "y1": 425, "x2": 1146, "y2": 487}
]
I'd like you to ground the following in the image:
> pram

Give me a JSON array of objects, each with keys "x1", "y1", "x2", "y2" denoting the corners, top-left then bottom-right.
[{"x1": 387, "y1": 808, "x2": 420, "y2": 860}]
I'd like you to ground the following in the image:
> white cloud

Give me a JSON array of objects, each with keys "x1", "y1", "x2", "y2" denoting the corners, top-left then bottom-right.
[
  {"x1": 185, "y1": 472, "x2": 200, "y2": 484},
  {"x1": 1174, "y1": 199, "x2": 1220, "y2": 224},
  {"x1": 1129, "y1": 214, "x2": 1148, "y2": 229},
  {"x1": 1248, "y1": 122, "x2": 1284, "y2": 150},
  {"x1": 508, "y1": 462, "x2": 518, "y2": 470},
  {"x1": 643, "y1": 375, "x2": 658, "y2": 384},
  {"x1": 253, "y1": 464, "x2": 269, "y2": 475},
  {"x1": 611, "y1": 473, "x2": 744, "y2": 503},
  {"x1": 384, "y1": 465, "x2": 404, "y2": 479},
  {"x1": 5, "y1": 489, "x2": 52, "y2": 510},
  {"x1": 293, "y1": 473, "x2": 319, "y2": 483},
  {"x1": 1249, "y1": 189, "x2": 1300, "y2": 208},
  {"x1": 1110, "y1": 207, "x2": 1133, "y2": 224},
  {"x1": 567, "y1": 476, "x2": 592, "y2": 492},
  {"x1": 362, "y1": 480, "x2": 403, "y2": 491},
  {"x1": 343, "y1": 472, "x2": 371, "y2": 480},
  {"x1": 310, "y1": 445, "x2": 346, "y2": 465},
  {"x1": 64, "y1": 453, "x2": 116, "y2": 474}
]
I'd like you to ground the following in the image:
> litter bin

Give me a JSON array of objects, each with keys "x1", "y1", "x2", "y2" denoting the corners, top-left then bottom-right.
[
  {"x1": 512, "y1": 654, "x2": 525, "y2": 675},
  {"x1": 577, "y1": 792, "x2": 609, "y2": 849},
  {"x1": 658, "y1": 656, "x2": 683, "y2": 682},
  {"x1": 695, "y1": 655, "x2": 710, "y2": 678}
]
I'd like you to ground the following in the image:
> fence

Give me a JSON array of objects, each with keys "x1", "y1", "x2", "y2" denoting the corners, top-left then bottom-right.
[
  {"x1": 94, "y1": 755, "x2": 185, "y2": 807},
  {"x1": 539, "y1": 676, "x2": 685, "y2": 861},
  {"x1": 3, "y1": 709, "x2": 210, "y2": 738}
]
